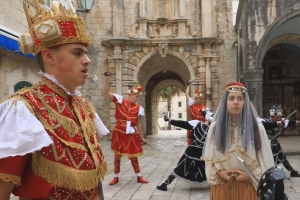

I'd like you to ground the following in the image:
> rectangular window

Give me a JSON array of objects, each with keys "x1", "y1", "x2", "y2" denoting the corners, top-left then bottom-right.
[
  {"x1": 178, "y1": 102, "x2": 182, "y2": 107},
  {"x1": 178, "y1": 113, "x2": 182, "y2": 118}
]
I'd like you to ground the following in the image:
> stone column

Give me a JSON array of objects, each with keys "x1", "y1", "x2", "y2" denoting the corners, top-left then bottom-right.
[
  {"x1": 205, "y1": 57, "x2": 212, "y2": 109},
  {"x1": 203, "y1": 44, "x2": 212, "y2": 109},
  {"x1": 113, "y1": 45, "x2": 122, "y2": 94},
  {"x1": 139, "y1": 0, "x2": 146, "y2": 18},
  {"x1": 113, "y1": 0, "x2": 123, "y2": 38},
  {"x1": 243, "y1": 69, "x2": 264, "y2": 116},
  {"x1": 201, "y1": 0, "x2": 212, "y2": 37},
  {"x1": 177, "y1": 19, "x2": 187, "y2": 38},
  {"x1": 178, "y1": 0, "x2": 186, "y2": 18},
  {"x1": 158, "y1": 0, "x2": 166, "y2": 18},
  {"x1": 138, "y1": 19, "x2": 148, "y2": 39}
]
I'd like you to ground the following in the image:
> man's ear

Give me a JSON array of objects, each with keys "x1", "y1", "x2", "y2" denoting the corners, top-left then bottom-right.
[{"x1": 41, "y1": 48, "x2": 55, "y2": 66}]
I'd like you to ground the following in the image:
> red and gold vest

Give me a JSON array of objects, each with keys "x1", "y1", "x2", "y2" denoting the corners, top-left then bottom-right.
[
  {"x1": 189, "y1": 104, "x2": 206, "y2": 121},
  {"x1": 114, "y1": 97, "x2": 140, "y2": 131},
  {"x1": 9, "y1": 78, "x2": 107, "y2": 199}
]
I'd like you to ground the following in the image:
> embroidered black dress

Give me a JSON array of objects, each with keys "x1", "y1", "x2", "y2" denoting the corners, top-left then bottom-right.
[
  {"x1": 262, "y1": 118, "x2": 296, "y2": 169},
  {"x1": 170, "y1": 119, "x2": 208, "y2": 183}
]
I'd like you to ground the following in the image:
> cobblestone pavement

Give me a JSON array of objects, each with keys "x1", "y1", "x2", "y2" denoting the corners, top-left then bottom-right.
[{"x1": 10, "y1": 131, "x2": 300, "y2": 200}]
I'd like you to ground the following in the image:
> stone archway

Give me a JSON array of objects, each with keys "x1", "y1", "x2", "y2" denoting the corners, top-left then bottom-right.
[
  {"x1": 262, "y1": 44, "x2": 300, "y2": 135},
  {"x1": 243, "y1": 9, "x2": 300, "y2": 116},
  {"x1": 150, "y1": 79, "x2": 186, "y2": 135},
  {"x1": 134, "y1": 52, "x2": 198, "y2": 135}
]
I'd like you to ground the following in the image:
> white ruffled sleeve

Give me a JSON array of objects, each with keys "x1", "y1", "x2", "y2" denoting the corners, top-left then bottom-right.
[
  {"x1": 0, "y1": 99, "x2": 53, "y2": 159},
  {"x1": 188, "y1": 97, "x2": 195, "y2": 106},
  {"x1": 93, "y1": 113, "x2": 110, "y2": 138},
  {"x1": 139, "y1": 106, "x2": 145, "y2": 116},
  {"x1": 113, "y1": 94, "x2": 123, "y2": 104}
]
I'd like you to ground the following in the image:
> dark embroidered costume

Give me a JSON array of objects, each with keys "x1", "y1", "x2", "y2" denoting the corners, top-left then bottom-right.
[
  {"x1": 262, "y1": 117, "x2": 299, "y2": 176},
  {"x1": 157, "y1": 119, "x2": 208, "y2": 191}
]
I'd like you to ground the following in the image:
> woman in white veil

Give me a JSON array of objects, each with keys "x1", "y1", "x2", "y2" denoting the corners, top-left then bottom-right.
[{"x1": 201, "y1": 82, "x2": 274, "y2": 200}]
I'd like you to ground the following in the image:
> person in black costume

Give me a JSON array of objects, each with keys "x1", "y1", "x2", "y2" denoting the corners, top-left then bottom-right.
[
  {"x1": 156, "y1": 111, "x2": 214, "y2": 191},
  {"x1": 260, "y1": 105, "x2": 300, "y2": 178},
  {"x1": 257, "y1": 165, "x2": 288, "y2": 200}
]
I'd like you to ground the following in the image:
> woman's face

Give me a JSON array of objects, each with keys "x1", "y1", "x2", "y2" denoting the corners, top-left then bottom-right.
[{"x1": 227, "y1": 91, "x2": 245, "y2": 116}]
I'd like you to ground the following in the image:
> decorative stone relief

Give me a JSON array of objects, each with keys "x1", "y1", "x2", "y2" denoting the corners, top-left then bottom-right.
[
  {"x1": 186, "y1": 23, "x2": 197, "y2": 37},
  {"x1": 147, "y1": 19, "x2": 178, "y2": 38},
  {"x1": 158, "y1": 44, "x2": 168, "y2": 57},
  {"x1": 128, "y1": 24, "x2": 139, "y2": 38}
]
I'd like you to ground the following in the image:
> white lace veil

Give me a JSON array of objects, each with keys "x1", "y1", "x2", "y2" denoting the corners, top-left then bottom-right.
[{"x1": 208, "y1": 83, "x2": 262, "y2": 153}]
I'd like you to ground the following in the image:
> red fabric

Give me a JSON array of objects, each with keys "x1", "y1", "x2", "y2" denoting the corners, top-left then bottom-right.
[
  {"x1": 111, "y1": 96, "x2": 143, "y2": 157},
  {"x1": 59, "y1": 21, "x2": 77, "y2": 38},
  {"x1": 129, "y1": 157, "x2": 140, "y2": 173},
  {"x1": 0, "y1": 155, "x2": 30, "y2": 178},
  {"x1": 1, "y1": 78, "x2": 104, "y2": 199},
  {"x1": 189, "y1": 104, "x2": 206, "y2": 121},
  {"x1": 33, "y1": 32, "x2": 41, "y2": 47},
  {"x1": 113, "y1": 156, "x2": 121, "y2": 174},
  {"x1": 187, "y1": 104, "x2": 206, "y2": 145},
  {"x1": 187, "y1": 130, "x2": 192, "y2": 145}
]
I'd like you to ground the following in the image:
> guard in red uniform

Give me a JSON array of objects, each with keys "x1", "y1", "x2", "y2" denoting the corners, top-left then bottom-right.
[
  {"x1": 0, "y1": 1, "x2": 108, "y2": 199},
  {"x1": 104, "y1": 74, "x2": 148, "y2": 185},
  {"x1": 185, "y1": 84, "x2": 207, "y2": 145}
]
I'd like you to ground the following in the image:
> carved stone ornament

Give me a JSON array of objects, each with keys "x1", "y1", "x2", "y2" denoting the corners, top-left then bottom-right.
[
  {"x1": 128, "y1": 24, "x2": 139, "y2": 38},
  {"x1": 156, "y1": 18, "x2": 168, "y2": 25},
  {"x1": 146, "y1": 19, "x2": 178, "y2": 38},
  {"x1": 158, "y1": 44, "x2": 168, "y2": 57}
]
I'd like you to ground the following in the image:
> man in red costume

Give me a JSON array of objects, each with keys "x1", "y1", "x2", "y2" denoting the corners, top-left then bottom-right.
[
  {"x1": 185, "y1": 83, "x2": 207, "y2": 145},
  {"x1": 0, "y1": 1, "x2": 108, "y2": 199},
  {"x1": 104, "y1": 73, "x2": 148, "y2": 185}
]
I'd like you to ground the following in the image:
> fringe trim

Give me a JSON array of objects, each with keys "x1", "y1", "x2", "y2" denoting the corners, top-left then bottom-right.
[{"x1": 32, "y1": 152, "x2": 108, "y2": 191}]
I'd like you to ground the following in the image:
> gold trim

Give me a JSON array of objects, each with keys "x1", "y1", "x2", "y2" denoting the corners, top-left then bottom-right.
[
  {"x1": 32, "y1": 152, "x2": 107, "y2": 191},
  {"x1": 0, "y1": 172, "x2": 21, "y2": 186}
]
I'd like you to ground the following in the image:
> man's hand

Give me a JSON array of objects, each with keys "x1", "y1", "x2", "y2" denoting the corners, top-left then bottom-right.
[
  {"x1": 277, "y1": 121, "x2": 283, "y2": 126},
  {"x1": 104, "y1": 72, "x2": 112, "y2": 76},
  {"x1": 163, "y1": 114, "x2": 170, "y2": 122},
  {"x1": 187, "y1": 79, "x2": 194, "y2": 85},
  {"x1": 141, "y1": 138, "x2": 146, "y2": 145}
]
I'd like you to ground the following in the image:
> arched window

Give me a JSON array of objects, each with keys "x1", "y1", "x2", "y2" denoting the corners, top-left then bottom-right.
[{"x1": 14, "y1": 81, "x2": 32, "y2": 92}]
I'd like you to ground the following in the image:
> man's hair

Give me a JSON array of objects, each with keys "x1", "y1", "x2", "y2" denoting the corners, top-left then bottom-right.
[{"x1": 36, "y1": 46, "x2": 61, "y2": 72}]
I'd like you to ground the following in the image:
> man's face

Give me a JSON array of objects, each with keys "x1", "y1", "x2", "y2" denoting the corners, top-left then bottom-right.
[
  {"x1": 271, "y1": 115, "x2": 282, "y2": 121},
  {"x1": 47, "y1": 43, "x2": 91, "y2": 92},
  {"x1": 129, "y1": 94, "x2": 139, "y2": 103},
  {"x1": 194, "y1": 97, "x2": 202, "y2": 105}
]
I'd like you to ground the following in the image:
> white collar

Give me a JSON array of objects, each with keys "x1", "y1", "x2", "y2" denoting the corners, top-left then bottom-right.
[{"x1": 38, "y1": 71, "x2": 82, "y2": 96}]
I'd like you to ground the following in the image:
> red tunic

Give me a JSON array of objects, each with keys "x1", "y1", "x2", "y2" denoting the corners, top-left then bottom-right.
[
  {"x1": 187, "y1": 104, "x2": 206, "y2": 145},
  {"x1": 111, "y1": 95, "x2": 143, "y2": 157},
  {"x1": 0, "y1": 78, "x2": 107, "y2": 199},
  {"x1": 189, "y1": 104, "x2": 206, "y2": 121}
]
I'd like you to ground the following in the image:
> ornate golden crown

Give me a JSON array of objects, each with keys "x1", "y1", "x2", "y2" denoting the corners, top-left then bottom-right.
[{"x1": 18, "y1": 0, "x2": 91, "y2": 55}]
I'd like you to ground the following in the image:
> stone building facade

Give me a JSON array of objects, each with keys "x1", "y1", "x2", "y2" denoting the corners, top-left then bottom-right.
[
  {"x1": 236, "y1": 0, "x2": 300, "y2": 135},
  {"x1": 0, "y1": 0, "x2": 242, "y2": 136}
]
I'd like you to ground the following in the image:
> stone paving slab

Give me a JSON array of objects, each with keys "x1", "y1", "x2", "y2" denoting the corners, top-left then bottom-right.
[{"x1": 9, "y1": 130, "x2": 300, "y2": 199}]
